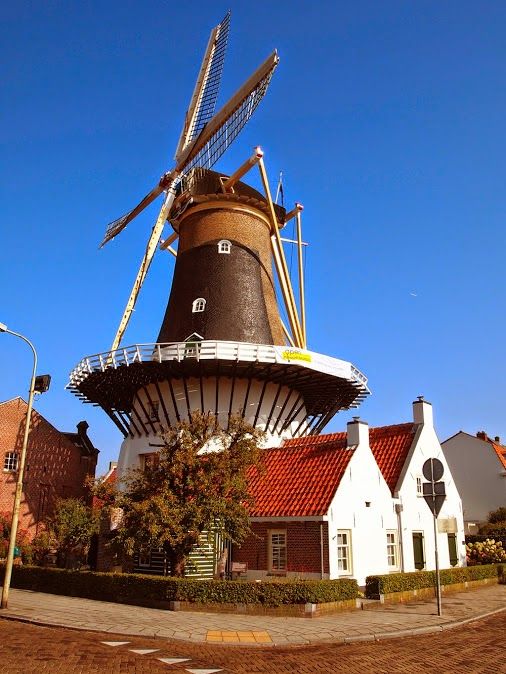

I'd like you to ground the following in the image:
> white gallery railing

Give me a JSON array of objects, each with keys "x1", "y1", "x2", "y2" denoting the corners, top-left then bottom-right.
[{"x1": 69, "y1": 340, "x2": 369, "y2": 392}]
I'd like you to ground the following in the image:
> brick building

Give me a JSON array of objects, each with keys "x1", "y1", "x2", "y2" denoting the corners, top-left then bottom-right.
[{"x1": 0, "y1": 397, "x2": 98, "y2": 539}]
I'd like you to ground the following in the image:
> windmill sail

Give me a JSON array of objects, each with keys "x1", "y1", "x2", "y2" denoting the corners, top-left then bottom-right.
[
  {"x1": 100, "y1": 50, "x2": 278, "y2": 249},
  {"x1": 177, "y1": 51, "x2": 278, "y2": 175},
  {"x1": 175, "y1": 11, "x2": 231, "y2": 160},
  {"x1": 100, "y1": 182, "x2": 166, "y2": 248}
]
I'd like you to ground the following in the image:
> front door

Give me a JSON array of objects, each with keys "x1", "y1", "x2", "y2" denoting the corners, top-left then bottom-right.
[{"x1": 412, "y1": 532, "x2": 425, "y2": 570}]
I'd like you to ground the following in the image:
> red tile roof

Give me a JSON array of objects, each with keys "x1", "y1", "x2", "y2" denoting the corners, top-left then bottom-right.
[
  {"x1": 471, "y1": 432, "x2": 506, "y2": 471},
  {"x1": 491, "y1": 441, "x2": 506, "y2": 471},
  {"x1": 369, "y1": 423, "x2": 417, "y2": 493},
  {"x1": 248, "y1": 433, "x2": 350, "y2": 517},
  {"x1": 247, "y1": 424, "x2": 418, "y2": 517}
]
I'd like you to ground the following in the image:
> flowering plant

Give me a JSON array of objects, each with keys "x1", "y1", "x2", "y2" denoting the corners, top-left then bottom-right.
[{"x1": 466, "y1": 538, "x2": 506, "y2": 565}]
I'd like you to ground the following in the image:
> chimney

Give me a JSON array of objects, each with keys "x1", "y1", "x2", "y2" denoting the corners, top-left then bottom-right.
[
  {"x1": 494, "y1": 436, "x2": 501, "y2": 444},
  {"x1": 347, "y1": 416, "x2": 369, "y2": 448},
  {"x1": 412, "y1": 396, "x2": 433, "y2": 426},
  {"x1": 109, "y1": 461, "x2": 118, "y2": 471},
  {"x1": 476, "y1": 431, "x2": 488, "y2": 441},
  {"x1": 77, "y1": 420, "x2": 90, "y2": 436}
]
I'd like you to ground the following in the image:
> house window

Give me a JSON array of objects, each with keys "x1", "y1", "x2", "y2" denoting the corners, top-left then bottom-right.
[
  {"x1": 416, "y1": 476, "x2": 423, "y2": 496},
  {"x1": 218, "y1": 239, "x2": 231, "y2": 254},
  {"x1": 386, "y1": 531, "x2": 399, "y2": 569},
  {"x1": 141, "y1": 453, "x2": 159, "y2": 472},
  {"x1": 138, "y1": 548, "x2": 151, "y2": 568},
  {"x1": 147, "y1": 400, "x2": 160, "y2": 422},
  {"x1": 269, "y1": 530, "x2": 287, "y2": 573},
  {"x1": 337, "y1": 530, "x2": 352, "y2": 574},
  {"x1": 4, "y1": 452, "x2": 19, "y2": 472},
  {"x1": 192, "y1": 298, "x2": 206, "y2": 313}
]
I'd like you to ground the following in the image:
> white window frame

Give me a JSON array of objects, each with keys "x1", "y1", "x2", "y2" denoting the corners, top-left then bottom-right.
[
  {"x1": 337, "y1": 529, "x2": 352, "y2": 575},
  {"x1": 386, "y1": 530, "x2": 400, "y2": 570},
  {"x1": 416, "y1": 476, "x2": 423, "y2": 497},
  {"x1": 192, "y1": 297, "x2": 206, "y2": 313},
  {"x1": 217, "y1": 239, "x2": 231, "y2": 254},
  {"x1": 268, "y1": 529, "x2": 287, "y2": 574},
  {"x1": 4, "y1": 451, "x2": 19, "y2": 472}
]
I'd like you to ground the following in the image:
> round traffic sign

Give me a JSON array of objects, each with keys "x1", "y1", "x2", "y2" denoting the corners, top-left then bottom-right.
[{"x1": 422, "y1": 457, "x2": 444, "y2": 482}]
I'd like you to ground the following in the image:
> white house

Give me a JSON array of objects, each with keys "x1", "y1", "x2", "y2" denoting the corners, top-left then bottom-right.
[
  {"x1": 441, "y1": 430, "x2": 506, "y2": 533},
  {"x1": 234, "y1": 397, "x2": 466, "y2": 585}
]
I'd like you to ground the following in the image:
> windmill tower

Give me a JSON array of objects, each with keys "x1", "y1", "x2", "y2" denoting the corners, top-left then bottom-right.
[{"x1": 68, "y1": 13, "x2": 369, "y2": 481}]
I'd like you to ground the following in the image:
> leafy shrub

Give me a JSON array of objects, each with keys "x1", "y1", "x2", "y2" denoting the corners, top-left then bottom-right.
[
  {"x1": 478, "y1": 522, "x2": 506, "y2": 537},
  {"x1": 0, "y1": 512, "x2": 32, "y2": 563},
  {"x1": 0, "y1": 565, "x2": 358, "y2": 608},
  {"x1": 365, "y1": 564, "x2": 502, "y2": 597},
  {"x1": 488, "y1": 507, "x2": 506, "y2": 524},
  {"x1": 466, "y1": 539, "x2": 506, "y2": 565}
]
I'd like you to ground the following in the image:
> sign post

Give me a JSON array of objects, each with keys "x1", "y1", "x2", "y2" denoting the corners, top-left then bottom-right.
[{"x1": 422, "y1": 458, "x2": 446, "y2": 617}]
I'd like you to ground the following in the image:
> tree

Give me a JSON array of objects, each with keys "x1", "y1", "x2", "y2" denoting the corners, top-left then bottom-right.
[
  {"x1": 46, "y1": 498, "x2": 98, "y2": 568},
  {"x1": 487, "y1": 507, "x2": 506, "y2": 524},
  {"x1": 113, "y1": 412, "x2": 264, "y2": 576}
]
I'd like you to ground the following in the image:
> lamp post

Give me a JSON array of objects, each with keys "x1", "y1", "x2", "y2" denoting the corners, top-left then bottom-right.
[{"x1": 0, "y1": 322, "x2": 37, "y2": 609}]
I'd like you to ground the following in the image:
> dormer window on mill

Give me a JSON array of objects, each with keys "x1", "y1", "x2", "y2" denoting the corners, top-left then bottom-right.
[
  {"x1": 192, "y1": 298, "x2": 206, "y2": 313},
  {"x1": 218, "y1": 240, "x2": 231, "y2": 254}
]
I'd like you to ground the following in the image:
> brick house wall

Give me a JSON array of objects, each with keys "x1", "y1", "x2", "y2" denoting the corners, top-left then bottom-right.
[
  {"x1": 0, "y1": 397, "x2": 98, "y2": 540},
  {"x1": 234, "y1": 520, "x2": 329, "y2": 577}
]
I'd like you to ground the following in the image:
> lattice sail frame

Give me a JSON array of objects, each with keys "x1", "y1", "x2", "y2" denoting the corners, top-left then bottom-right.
[
  {"x1": 176, "y1": 10, "x2": 231, "y2": 155},
  {"x1": 182, "y1": 67, "x2": 275, "y2": 177},
  {"x1": 100, "y1": 45, "x2": 277, "y2": 248}
]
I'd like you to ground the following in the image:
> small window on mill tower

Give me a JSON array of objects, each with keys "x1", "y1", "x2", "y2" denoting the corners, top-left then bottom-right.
[
  {"x1": 218, "y1": 240, "x2": 231, "y2": 254},
  {"x1": 192, "y1": 298, "x2": 206, "y2": 313}
]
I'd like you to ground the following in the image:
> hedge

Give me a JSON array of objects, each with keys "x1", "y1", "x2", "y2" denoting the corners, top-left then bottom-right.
[
  {"x1": 0, "y1": 565, "x2": 358, "y2": 608},
  {"x1": 365, "y1": 564, "x2": 503, "y2": 598}
]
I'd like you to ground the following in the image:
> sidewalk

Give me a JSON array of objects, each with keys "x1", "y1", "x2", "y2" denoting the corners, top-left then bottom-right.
[{"x1": 1, "y1": 584, "x2": 505, "y2": 647}]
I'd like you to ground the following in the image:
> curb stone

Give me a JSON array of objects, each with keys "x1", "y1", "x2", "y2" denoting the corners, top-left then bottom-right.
[{"x1": 0, "y1": 603, "x2": 504, "y2": 648}]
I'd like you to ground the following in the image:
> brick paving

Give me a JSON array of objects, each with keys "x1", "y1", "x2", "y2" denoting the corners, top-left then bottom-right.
[{"x1": 0, "y1": 611, "x2": 503, "y2": 673}]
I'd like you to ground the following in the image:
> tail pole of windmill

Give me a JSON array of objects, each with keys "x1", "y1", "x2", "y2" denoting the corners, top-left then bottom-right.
[{"x1": 68, "y1": 12, "x2": 369, "y2": 475}]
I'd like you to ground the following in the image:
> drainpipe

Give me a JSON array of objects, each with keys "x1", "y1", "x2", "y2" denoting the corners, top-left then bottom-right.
[
  {"x1": 395, "y1": 502, "x2": 405, "y2": 572},
  {"x1": 320, "y1": 522, "x2": 325, "y2": 579}
]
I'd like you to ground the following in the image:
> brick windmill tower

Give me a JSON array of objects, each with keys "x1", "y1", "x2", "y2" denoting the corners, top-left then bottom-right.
[{"x1": 68, "y1": 13, "x2": 369, "y2": 482}]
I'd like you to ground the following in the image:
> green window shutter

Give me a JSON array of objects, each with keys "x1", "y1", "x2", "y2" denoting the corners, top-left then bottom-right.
[
  {"x1": 447, "y1": 533, "x2": 458, "y2": 567},
  {"x1": 412, "y1": 532, "x2": 425, "y2": 570}
]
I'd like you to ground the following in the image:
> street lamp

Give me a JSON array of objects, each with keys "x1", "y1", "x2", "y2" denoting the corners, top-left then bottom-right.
[{"x1": 0, "y1": 323, "x2": 49, "y2": 609}]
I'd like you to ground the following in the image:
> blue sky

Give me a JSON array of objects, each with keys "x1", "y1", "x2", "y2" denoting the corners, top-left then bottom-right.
[{"x1": 2, "y1": 1, "x2": 505, "y2": 473}]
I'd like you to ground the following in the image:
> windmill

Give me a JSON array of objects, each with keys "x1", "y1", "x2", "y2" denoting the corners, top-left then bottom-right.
[
  {"x1": 101, "y1": 11, "x2": 279, "y2": 353},
  {"x1": 69, "y1": 12, "x2": 369, "y2": 462}
]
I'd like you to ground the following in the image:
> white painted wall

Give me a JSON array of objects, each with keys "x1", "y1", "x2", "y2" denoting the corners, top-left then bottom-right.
[
  {"x1": 441, "y1": 432, "x2": 506, "y2": 525},
  {"x1": 326, "y1": 421, "x2": 400, "y2": 586},
  {"x1": 396, "y1": 401, "x2": 466, "y2": 572}
]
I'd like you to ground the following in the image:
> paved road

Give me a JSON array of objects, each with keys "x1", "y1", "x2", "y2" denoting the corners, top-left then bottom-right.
[{"x1": 0, "y1": 612, "x2": 503, "y2": 673}]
